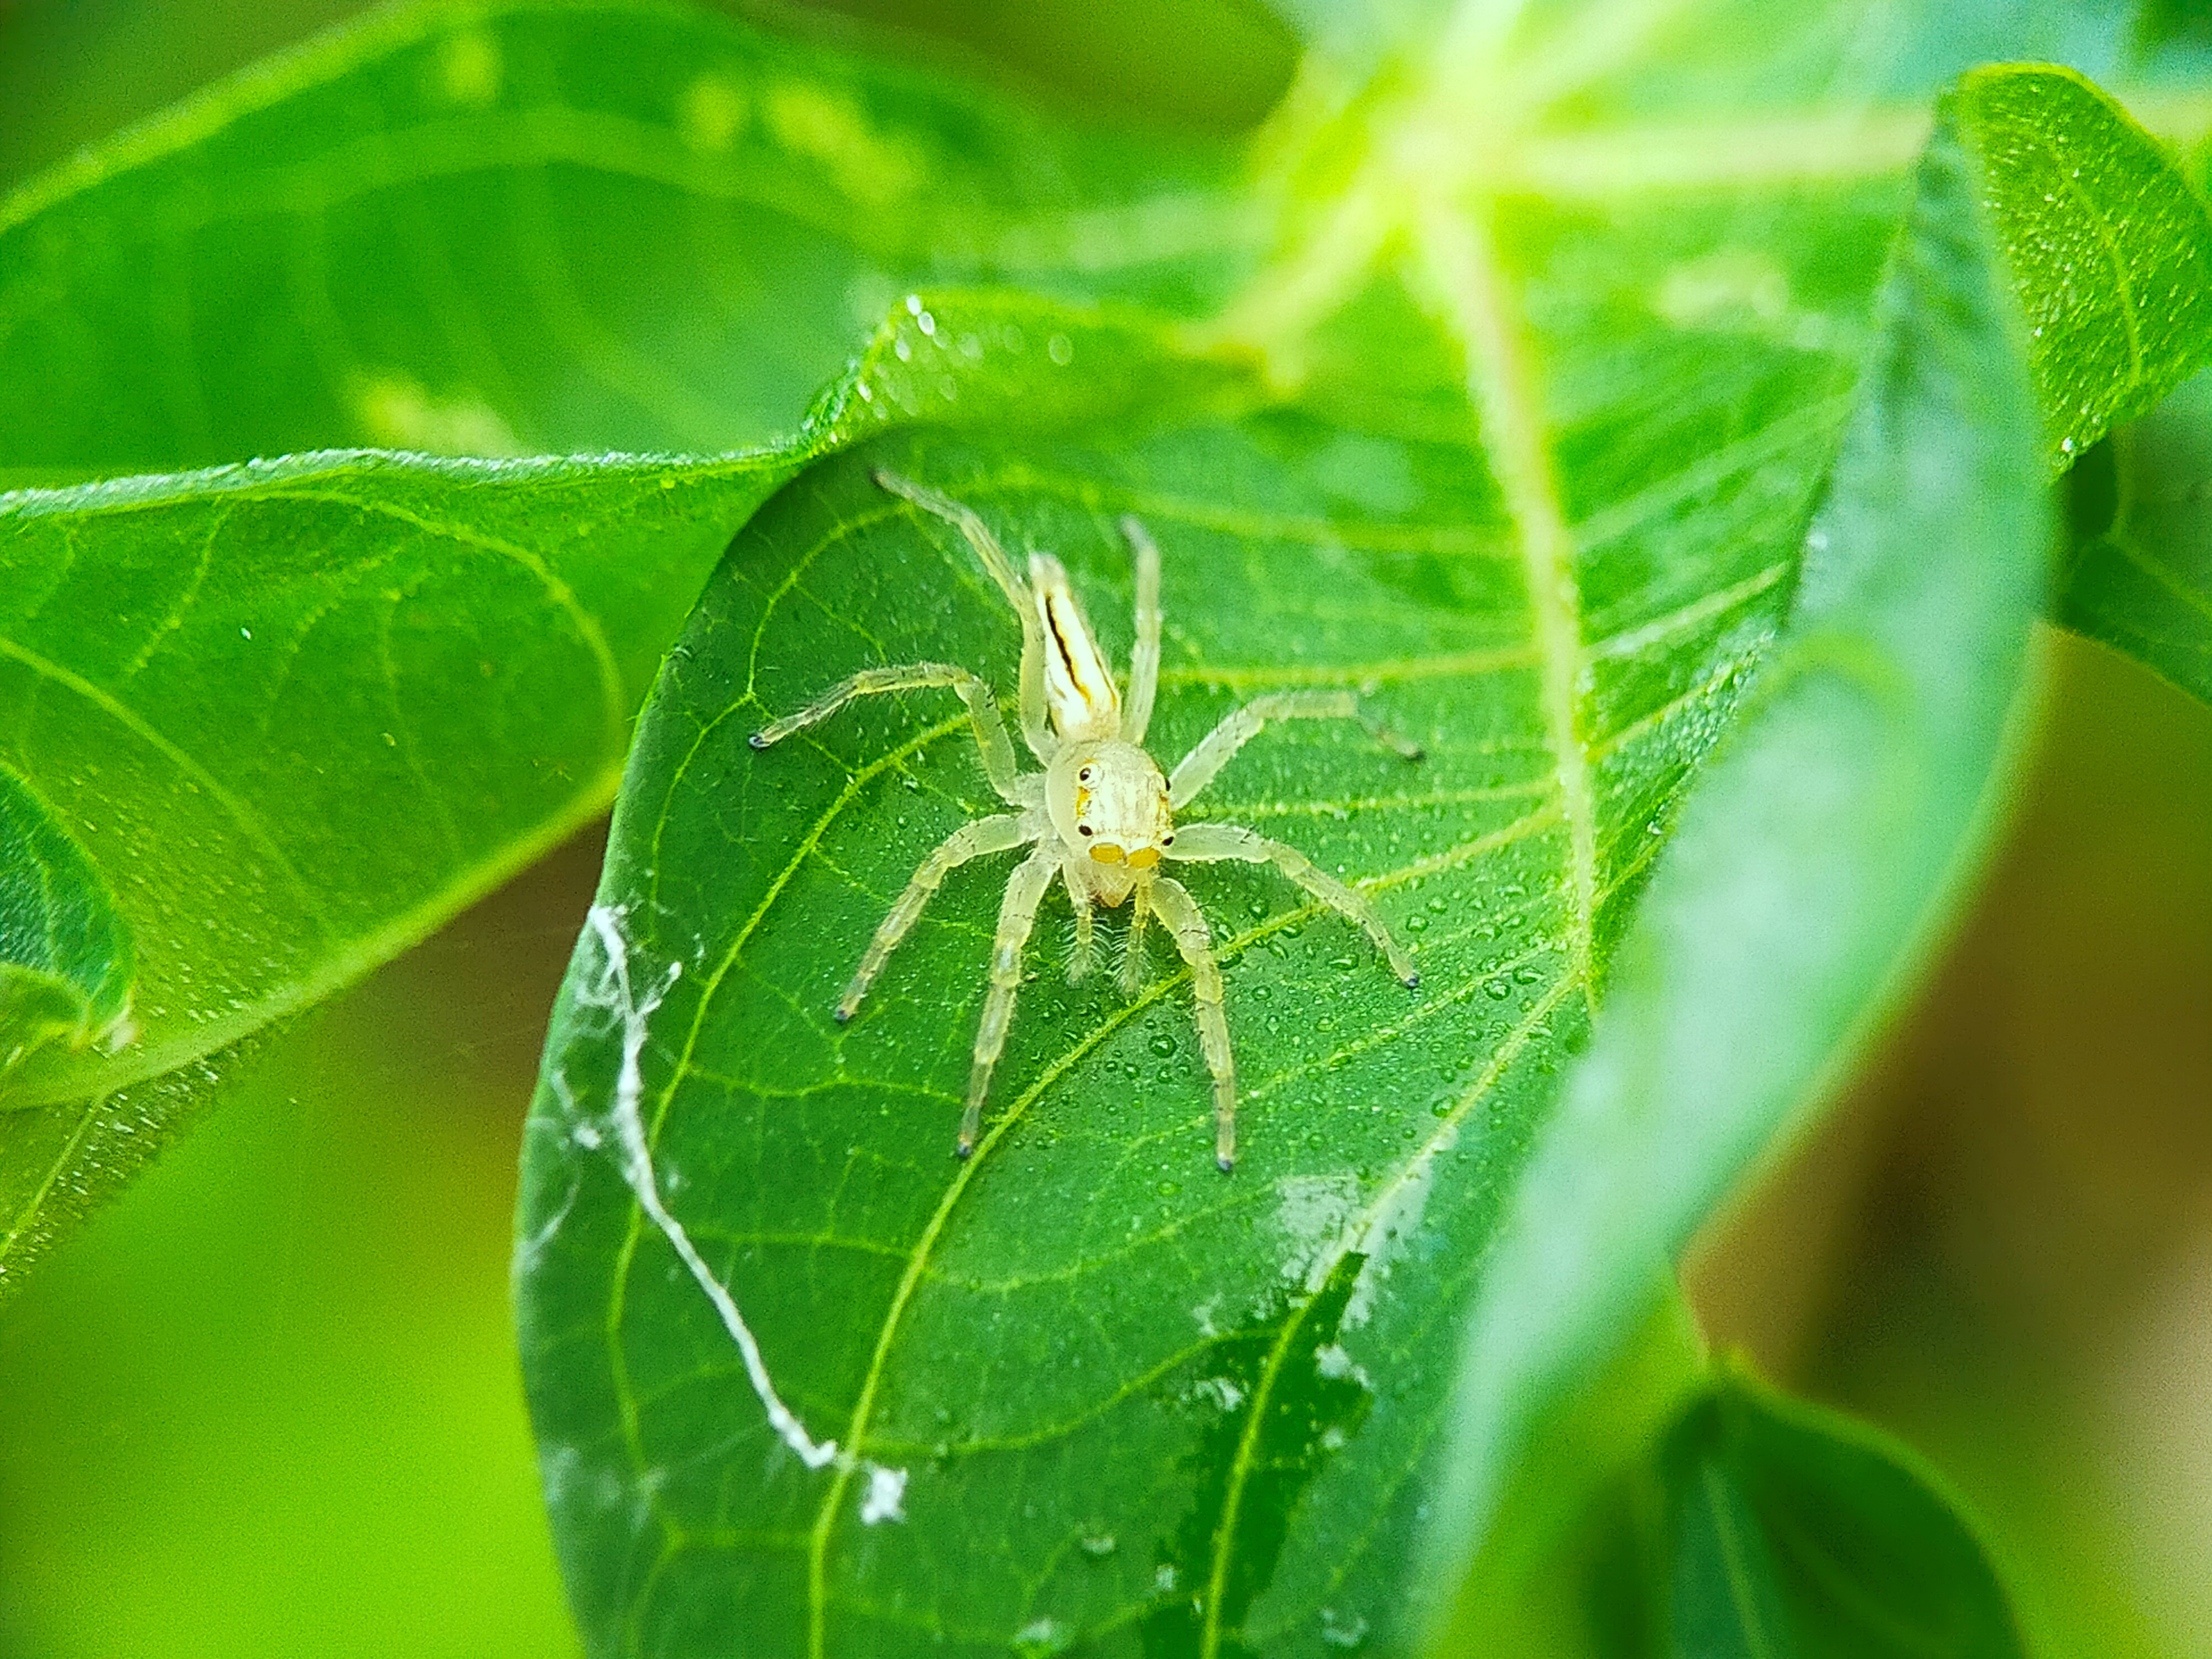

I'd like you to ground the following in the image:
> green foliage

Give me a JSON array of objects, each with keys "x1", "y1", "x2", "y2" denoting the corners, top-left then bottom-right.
[
  {"x1": 520, "y1": 411, "x2": 1610, "y2": 1656},
  {"x1": 1650, "y1": 1372, "x2": 2027, "y2": 1659},
  {"x1": 0, "y1": 763, "x2": 133, "y2": 1070},
  {"x1": 509, "y1": 32, "x2": 2205, "y2": 1659},
  {"x1": 1415, "y1": 72, "x2": 2062, "y2": 1635},
  {"x1": 4, "y1": 0, "x2": 2212, "y2": 1653},
  {"x1": 0, "y1": 2, "x2": 1243, "y2": 473},
  {"x1": 1964, "y1": 66, "x2": 2212, "y2": 470},
  {"x1": 2061, "y1": 367, "x2": 2212, "y2": 703},
  {"x1": 0, "y1": 0, "x2": 1249, "y2": 1282}
]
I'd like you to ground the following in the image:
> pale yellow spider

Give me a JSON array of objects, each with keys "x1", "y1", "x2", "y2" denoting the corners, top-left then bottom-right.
[{"x1": 749, "y1": 470, "x2": 1421, "y2": 1171}]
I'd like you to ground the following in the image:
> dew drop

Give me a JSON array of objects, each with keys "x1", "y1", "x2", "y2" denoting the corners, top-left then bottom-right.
[
  {"x1": 1484, "y1": 979, "x2": 1511, "y2": 1000},
  {"x1": 1149, "y1": 1033, "x2": 1176, "y2": 1058}
]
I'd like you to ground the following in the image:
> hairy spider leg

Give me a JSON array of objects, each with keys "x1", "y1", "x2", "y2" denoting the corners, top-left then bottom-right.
[
  {"x1": 1146, "y1": 875, "x2": 1237, "y2": 1171},
  {"x1": 749, "y1": 661, "x2": 1030, "y2": 806},
  {"x1": 963, "y1": 843, "x2": 1061, "y2": 1155},
  {"x1": 835, "y1": 812, "x2": 1042, "y2": 1021},
  {"x1": 873, "y1": 469, "x2": 1057, "y2": 763},
  {"x1": 1117, "y1": 515, "x2": 1164, "y2": 745},
  {"x1": 1166, "y1": 821, "x2": 1418, "y2": 987},
  {"x1": 1068, "y1": 884, "x2": 1098, "y2": 982},
  {"x1": 1116, "y1": 879, "x2": 1151, "y2": 998},
  {"x1": 1167, "y1": 689, "x2": 1423, "y2": 811}
]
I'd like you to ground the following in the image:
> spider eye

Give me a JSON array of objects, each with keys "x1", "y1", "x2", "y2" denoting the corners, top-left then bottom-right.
[
  {"x1": 1078, "y1": 767, "x2": 1094, "y2": 782},
  {"x1": 1078, "y1": 825, "x2": 1093, "y2": 836}
]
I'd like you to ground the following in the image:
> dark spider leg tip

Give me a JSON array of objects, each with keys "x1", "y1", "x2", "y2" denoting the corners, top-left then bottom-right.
[
  {"x1": 1216, "y1": 1154, "x2": 1235, "y2": 1175},
  {"x1": 748, "y1": 732, "x2": 770, "y2": 749},
  {"x1": 955, "y1": 1139, "x2": 976, "y2": 1161},
  {"x1": 1403, "y1": 972, "x2": 1421, "y2": 990},
  {"x1": 832, "y1": 1006, "x2": 853, "y2": 1024}
]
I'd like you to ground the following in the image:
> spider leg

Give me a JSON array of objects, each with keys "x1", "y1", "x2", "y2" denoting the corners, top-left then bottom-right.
[
  {"x1": 1166, "y1": 690, "x2": 1421, "y2": 810},
  {"x1": 1117, "y1": 515, "x2": 1163, "y2": 745},
  {"x1": 1117, "y1": 882, "x2": 1151, "y2": 998},
  {"x1": 1166, "y1": 822, "x2": 1418, "y2": 987},
  {"x1": 961, "y1": 842, "x2": 1060, "y2": 1156},
  {"x1": 1146, "y1": 875, "x2": 1238, "y2": 1172},
  {"x1": 837, "y1": 812, "x2": 1040, "y2": 1020},
  {"x1": 1067, "y1": 872, "x2": 1098, "y2": 984},
  {"x1": 751, "y1": 661, "x2": 1028, "y2": 806},
  {"x1": 873, "y1": 469, "x2": 1058, "y2": 764}
]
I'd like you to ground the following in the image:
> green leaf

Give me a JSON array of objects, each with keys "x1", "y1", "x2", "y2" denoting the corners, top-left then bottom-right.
[
  {"x1": 0, "y1": 445, "x2": 773, "y2": 1284},
  {"x1": 1413, "y1": 77, "x2": 2052, "y2": 1636},
  {"x1": 0, "y1": 0, "x2": 1246, "y2": 474},
  {"x1": 0, "y1": 763, "x2": 133, "y2": 1069},
  {"x1": 517, "y1": 406, "x2": 1610, "y2": 1659},
  {"x1": 1655, "y1": 1372, "x2": 2026, "y2": 1659},
  {"x1": 0, "y1": 0, "x2": 1249, "y2": 1281},
  {"x1": 2059, "y1": 366, "x2": 2212, "y2": 705},
  {"x1": 1959, "y1": 65, "x2": 2212, "y2": 469}
]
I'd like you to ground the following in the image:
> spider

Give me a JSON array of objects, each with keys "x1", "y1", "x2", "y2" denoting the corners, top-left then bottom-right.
[{"x1": 749, "y1": 469, "x2": 1422, "y2": 1172}]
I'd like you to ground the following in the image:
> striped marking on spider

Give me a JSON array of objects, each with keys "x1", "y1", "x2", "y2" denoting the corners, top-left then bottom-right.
[{"x1": 750, "y1": 470, "x2": 1423, "y2": 1172}]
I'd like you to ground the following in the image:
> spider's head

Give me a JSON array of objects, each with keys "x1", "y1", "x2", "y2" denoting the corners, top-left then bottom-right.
[{"x1": 1048, "y1": 740, "x2": 1173, "y2": 900}]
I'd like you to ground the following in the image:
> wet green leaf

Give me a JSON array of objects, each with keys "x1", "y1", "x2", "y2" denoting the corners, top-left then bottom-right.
[
  {"x1": 1655, "y1": 1373, "x2": 2026, "y2": 1659},
  {"x1": 1960, "y1": 65, "x2": 2212, "y2": 469}
]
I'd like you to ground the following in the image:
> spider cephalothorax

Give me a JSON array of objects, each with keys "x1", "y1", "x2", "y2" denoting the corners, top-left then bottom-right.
[{"x1": 749, "y1": 469, "x2": 1421, "y2": 1171}]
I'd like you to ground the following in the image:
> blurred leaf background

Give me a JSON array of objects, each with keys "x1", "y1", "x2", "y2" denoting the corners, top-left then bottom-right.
[{"x1": 0, "y1": 3, "x2": 2207, "y2": 1657}]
